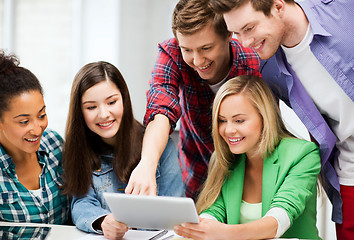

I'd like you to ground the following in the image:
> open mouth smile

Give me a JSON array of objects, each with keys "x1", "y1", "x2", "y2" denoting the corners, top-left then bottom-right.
[
  {"x1": 197, "y1": 62, "x2": 212, "y2": 72},
  {"x1": 228, "y1": 137, "x2": 244, "y2": 144},
  {"x1": 97, "y1": 120, "x2": 115, "y2": 128},
  {"x1": 253, "y1": 40, "x2": 264, "y2": 51},
  {"x1": 25, "y1": 136, "x2": 40, "y2": 143}
]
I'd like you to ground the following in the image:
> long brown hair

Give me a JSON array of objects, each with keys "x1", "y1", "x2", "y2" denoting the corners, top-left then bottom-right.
[{"x1": 62, "y1": 61, "x2": 143, "y2": 196}]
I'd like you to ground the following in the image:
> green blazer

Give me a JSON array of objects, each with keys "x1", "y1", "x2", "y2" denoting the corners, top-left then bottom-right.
[{"x1": 203, "y1": 138, "x2": 321, "y2": 239}]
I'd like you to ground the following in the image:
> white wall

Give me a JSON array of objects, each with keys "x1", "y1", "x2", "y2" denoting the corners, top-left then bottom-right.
[
  {"x1": 0, "y1": 1, "x2": 336, "y2": 239},
  {"x1": 0, "y1": 1, "x2": 3, "y2": 47},
  {"x1": 1, "y1": 0, "x2": 177, "y2": 136}
]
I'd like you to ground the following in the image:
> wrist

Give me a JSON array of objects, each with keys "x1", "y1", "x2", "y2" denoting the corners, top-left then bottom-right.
[{"x1": 92, "y1": 215, "x2": 105, "y2": 231}]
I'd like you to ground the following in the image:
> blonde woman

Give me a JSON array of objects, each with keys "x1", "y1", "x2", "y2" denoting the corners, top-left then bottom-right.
[{"x1": 174, "y1": 75, "x2": 321, "y2": 239}]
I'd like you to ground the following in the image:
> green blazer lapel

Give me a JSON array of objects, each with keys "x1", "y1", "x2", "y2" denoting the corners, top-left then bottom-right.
[
  {"x1": 225, "y1": 154, "x2": 246, "y2": 224},
  {"x1": 262, "y1": 148, "x2": 280, "y2": 215}
]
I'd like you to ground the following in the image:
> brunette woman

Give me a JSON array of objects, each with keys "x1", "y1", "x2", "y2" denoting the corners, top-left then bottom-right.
[{"x1": 63, "y1": 61, "x2": 184, "y2": 239}]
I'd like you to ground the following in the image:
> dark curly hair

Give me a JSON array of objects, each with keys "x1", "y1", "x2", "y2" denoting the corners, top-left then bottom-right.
[{"x1": 0, "y1": 50, "x2": 43, "y2": 119}]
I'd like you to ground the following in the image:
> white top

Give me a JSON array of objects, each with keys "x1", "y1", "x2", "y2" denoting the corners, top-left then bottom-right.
[
  {"x1": 209, "y1": 78, "x2": 227, "y2": 94},
  {"x1": 208, "y1": 66, "x2": 232, "y2": 94},
  {"x1": 239, "y1": 200, "x2": 262, "y2": 224},
  {"x1": 200, "y1": 203, "x2": 290, "y2": 238},
  {"x1": 30, "y1": 189, "x2": 42, "y2": 199},
  {"x1": 282, "y1": 25, "x2": 354, "y2": 185}
]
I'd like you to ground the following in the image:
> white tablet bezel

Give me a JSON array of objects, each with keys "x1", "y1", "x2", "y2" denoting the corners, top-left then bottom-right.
[{"x1": 103, "y1": 192, "x2": 199, "y2": 230}]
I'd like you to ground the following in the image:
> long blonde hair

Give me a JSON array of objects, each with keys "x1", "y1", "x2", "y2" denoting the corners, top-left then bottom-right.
[{"x1": 196, "y1": 75, "x2": 292, "y2": 213}]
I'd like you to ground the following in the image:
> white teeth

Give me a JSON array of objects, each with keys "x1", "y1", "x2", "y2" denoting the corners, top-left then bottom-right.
[
  {"x1": 253, "y1": 41, "x2": 263, "y2": 50},
  {"x1": 98, "y1": 121, "x2": 113, "y2": 127},
  {"x1": 229, "y1": 138, "x2": 242, "y2": 143},
  {"x1": 200, "y1": 62, "x2": 211, "y2": 70},
  {"x1": 26, "y1": 137, "x2": 39, "y2": 142}
]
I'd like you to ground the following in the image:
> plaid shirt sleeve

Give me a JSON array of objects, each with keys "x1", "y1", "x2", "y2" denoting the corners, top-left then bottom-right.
[
  {"x1": 144, "y1": 39, "x2": 183, "y2": 130},
  {"x1": 230, "y1": 39, "x2": 261, "y2": 77}
]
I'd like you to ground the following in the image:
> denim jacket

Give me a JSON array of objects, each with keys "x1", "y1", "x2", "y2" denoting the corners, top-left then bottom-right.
[{"x1": 71, "y1": 137, "x2": 185, "y2": 233}]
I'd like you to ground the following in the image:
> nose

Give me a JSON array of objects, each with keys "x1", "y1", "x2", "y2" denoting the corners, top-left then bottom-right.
[
  {"x1": 238, "y1": 34, "x2": 253, "y2": 48},
  {"x1": 30, "y1": 120, "x2": 43, "y2": 135},
  {"x1": 98, "y1": 105, "x2": 110, "y2": 119},
  {"x1": 193, "y1": 52, "x2": 204, "y2": 67},
  {"x1": 225, "y1": 122, "x2": 237, "y2": 135}
]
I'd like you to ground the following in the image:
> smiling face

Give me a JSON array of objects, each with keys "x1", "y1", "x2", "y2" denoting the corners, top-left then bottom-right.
[
  {"x1": 0, "y1": 90, "x2": 48, "y2": 157},
  {"x1": 223, "y1": 1, "x2": 286, "y2": 60},
  {"x1": 81, "y1": 80, "x2": 124, "y2": 146},
  {"x1": 176, "y1": 22, "x2": 232, "y2": 85},
  {"x1": 218, "y1": 93, "x2": 263, "y2": 157}
]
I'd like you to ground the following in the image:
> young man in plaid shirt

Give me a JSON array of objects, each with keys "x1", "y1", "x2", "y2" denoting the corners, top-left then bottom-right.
[{"x1": 125, "y1": 0, "x2": 260, "y2": 199}]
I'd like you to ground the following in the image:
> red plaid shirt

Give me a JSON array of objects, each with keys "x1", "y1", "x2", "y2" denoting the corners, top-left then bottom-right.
[{"x1": 144, "y1": 38, "x2": 260, "y2": 199}]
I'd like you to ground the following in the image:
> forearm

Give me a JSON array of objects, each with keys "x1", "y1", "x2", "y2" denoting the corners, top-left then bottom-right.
[
  {"x1": 226, "y1": 216, "x2": 277, "y2": 240},
  {"x1": 71, "y1": 194, "x2": 110, "y2": 233},
  {"x1": 140, "y1": 114, "x2": 171, "y2": 169}
]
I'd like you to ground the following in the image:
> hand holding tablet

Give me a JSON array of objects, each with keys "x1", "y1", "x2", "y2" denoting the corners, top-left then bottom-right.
[{"x1": 103, "y1": 193, "x2": 199, "y2": 230}]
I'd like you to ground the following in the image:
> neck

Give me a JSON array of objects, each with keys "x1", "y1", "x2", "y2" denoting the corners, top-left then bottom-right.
[
  {"x1": 281, "y1": 3, "x2": 309, "y2": 48},
  {"x1": 246, "y1": 153, "x2": 263, "y2": 170},
  {"x1": 207, "y1": 46, "x2": 232, "y2": 85},
  {"x1": 0, "y1": 141, "x2": 36, "y2": 164}
]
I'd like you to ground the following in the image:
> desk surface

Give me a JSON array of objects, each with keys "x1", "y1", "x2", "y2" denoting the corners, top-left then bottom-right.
[
  {"x1": 0, "y1": 221, "x2": 299, "y2": 240},
  {"x1": 0, "y1": 221, "x2": 182, "y2": 240}
]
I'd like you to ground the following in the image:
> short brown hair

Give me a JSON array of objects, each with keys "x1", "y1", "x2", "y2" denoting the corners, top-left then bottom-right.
[
  {"x1": 208, "y1": 0, "x2": 295, "y2": 16},
  {"x1": 172, "y1": 0, "x2": 229, "y2": 39}
]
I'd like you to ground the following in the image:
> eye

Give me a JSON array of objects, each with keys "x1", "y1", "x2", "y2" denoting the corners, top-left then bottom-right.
[
  {"x1": 244, "y1": 26, "x2": 254, "y2": 33},
  {"x1": 218, "y1": 118, "x2": 226, "y2": 123},
  {"x1": 108, "y1": 100, "x2": 117, "y2": 106},
  {"x1": 236, "y1": 119, "x2": 245, "y2": 123},
  {"x1": 202, "y1": 46, "x2": 211, "y2": 51},
  {"x1": 39, "y1": 113, "x2": 47, "y2": 119},
  {"x1": 87, "y1": 106, "x2": 96, "y2": 110},
  {"x1": 19, "y1": 120, "x2": 29, "y2": 125}
]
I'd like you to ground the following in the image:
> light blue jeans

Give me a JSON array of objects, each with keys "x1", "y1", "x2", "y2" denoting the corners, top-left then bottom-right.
[{"x1": 71, "y1": 137, "x2": 185, "y2": 233}]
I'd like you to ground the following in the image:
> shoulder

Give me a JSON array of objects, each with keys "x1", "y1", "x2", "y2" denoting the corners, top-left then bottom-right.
[
  {"x1": 39, "y1": 129, "x2": 63, "y2": 164},
  {"x1": 230, "y1": 38, "x2": 259, "y2": 57},
  {"x1": 40, "y1": 129, "x2": 64, "y2": 151},
  {"x1": 274, "y1": 138, "x2": 320, "y2": 165},
  {"x1": 158, "y1": 38, "x2": 181, "y2": 57},
  {"x1": 278, "y1": 138, "x2": 318, "y2": 150}
]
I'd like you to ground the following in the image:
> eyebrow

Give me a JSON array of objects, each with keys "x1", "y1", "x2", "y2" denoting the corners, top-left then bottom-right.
[
  {"x1": 14, "y1": 105, "x2": 46, "y2": 119},
  {"x1": 82, "y1": 94, "x2": 120, "y2": 105},
  {"x1": 179, "y1": 43, "x2": 213, "y2": 50},
  {"x1": 219, "y1": 113, "x2": 246, "y2": 118},
  {"x1": 233, "y1": 22, "x2": 254, "y2": 35}
]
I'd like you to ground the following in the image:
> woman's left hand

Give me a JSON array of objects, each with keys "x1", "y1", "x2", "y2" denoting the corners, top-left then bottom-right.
[{"x1": 174, "y1": 217, "x2": 229, "y2": 240}]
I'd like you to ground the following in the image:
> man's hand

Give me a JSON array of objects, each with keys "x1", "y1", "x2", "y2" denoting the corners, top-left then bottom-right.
[{"x1": 125, "y1": 159, "x2": 157, "y2": 195}]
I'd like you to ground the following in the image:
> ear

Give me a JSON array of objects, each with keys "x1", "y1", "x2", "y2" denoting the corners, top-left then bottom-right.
[
  {"x1": 272, "y1": 0, "x2": 285, "y2": 17},
  {"x1": 227, "y1": 31, "x2": 233, "y2": 42}
]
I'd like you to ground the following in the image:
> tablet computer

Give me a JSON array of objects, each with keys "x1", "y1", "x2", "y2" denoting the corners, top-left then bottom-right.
[{"x1": 103, "y1": 193, "x2": 199, "y2": 230}]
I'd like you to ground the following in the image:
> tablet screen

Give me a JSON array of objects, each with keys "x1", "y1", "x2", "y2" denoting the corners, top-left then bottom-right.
[
  {"x1": 103, "y1": 193, "x2": 199, "y2": 230},
  {"x1": 0, "y1": 225, "x2": 51, "y2": 240}
]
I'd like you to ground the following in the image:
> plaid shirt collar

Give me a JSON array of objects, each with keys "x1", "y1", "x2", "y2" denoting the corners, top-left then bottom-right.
[{"x1": 0, "y1": 139, "x2": 50, "y2": 170}]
